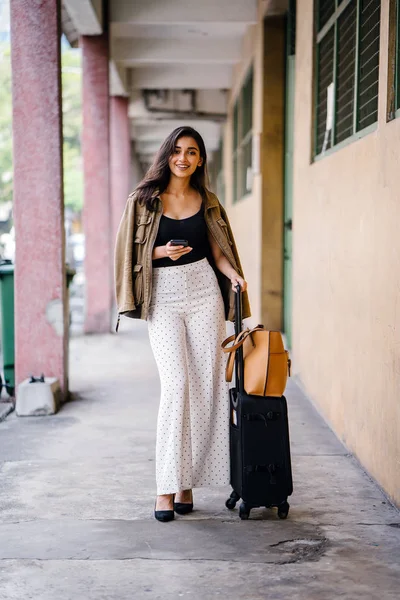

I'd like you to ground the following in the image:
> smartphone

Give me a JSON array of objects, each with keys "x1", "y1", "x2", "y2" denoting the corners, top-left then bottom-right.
[{"x1": 169, "y1": 239, "x2": 189, "y2": 247}]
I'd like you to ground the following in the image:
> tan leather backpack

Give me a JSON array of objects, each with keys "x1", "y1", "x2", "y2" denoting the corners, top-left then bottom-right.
[{"x1": 222, "y1": 326, "x2": 291, "y2": 397}]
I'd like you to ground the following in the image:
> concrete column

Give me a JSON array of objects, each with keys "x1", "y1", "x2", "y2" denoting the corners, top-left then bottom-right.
[
  {"x1": 110, "y1": 96, "x2": 131, "y2": 248},
  {"x1": 10, "y1": 0, "x2": 68, "y2": 394},
  {"x1": 81, "y1": 32, "x2": 112, "y2": 333},
  {"x1": 261, "y1": 17, "x2": 286, "y2": 330}
]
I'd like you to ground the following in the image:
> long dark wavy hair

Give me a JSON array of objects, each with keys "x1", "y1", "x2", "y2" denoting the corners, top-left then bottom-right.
[{"x1": 135, "y1": 126, "x2": 210, "y2": 211}]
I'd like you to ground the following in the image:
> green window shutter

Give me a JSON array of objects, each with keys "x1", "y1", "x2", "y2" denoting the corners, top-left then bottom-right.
[
  {"x1": 335, "y1": 0, "x2": 357, "y2": 144},
  {"x1": 316, "y1": 27, "x2": 335, "y2": 155},
  {"x1": 241, "y1": 68, "x2": 253, "y2": 197},
  {"x1": 396, "y1": 0, "x2": 400, "y2": 110},
  {"x1": 241, "y1": 136, "x2": 252, "y2": 198},
  {"x1": 233, "y1": 100, "x2": 239, "y2": 204},
  {"x1": 233, "y1": 100, "x2": 239, "y2": 150},
  {"x1": 233, "y1": 155, "x2": 239, "y2": 204},
  {"x1": 314, "y1": 0, "x2": 380, "y2": 157},
  {"x1": 288, "y1": 0, "x2": 297, "y2": 56},
  {"x1": 319, "y1": 0, "x2": 335, "y2": 29},
  {"x1": 232, "y1": 65, "x2": 253, "y2": 203},
  {"x1": 242, "y1": 68, "x2": 253, "y2": 138},
  {"x1": 357, "y1": 0, "x2": 380, "y2": 130},
  {"x1": 215, "y1": 138, "x2": 225, "y2": 205}
]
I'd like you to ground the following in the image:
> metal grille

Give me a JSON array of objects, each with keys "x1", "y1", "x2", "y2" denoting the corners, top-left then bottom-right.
[
  {"x1": 233, "y1": 101, "x2": 239, "y2": 150},
  {"x1": 336, "y1": 0, "x2": 357, "y2": 143},
  {"x1": 233, "y1": 155, "x2": 239, "y2": 204},
  {"x1": 314, "y1": 0, "x2": 381, "y2": 156},
  {"x1": 241, "y1": 135, "x2": 252, "y2": 197},
  {"x1": 316, "y1": 27, "x2": 335, "y2": 154},
  {"x1": 242, "y1": 69, "x2": 253, "y2": 138},
  {"x1": 357, "y1": 0, "x2": 380, "y2": 129},
  {"x1": 233, "y1": 66, "x2": 253, "y2": 202},
  {"x1": 319, "y1": 0, "x2": 335, "y2": 29},
  {"x1": 397, "y1": 0, "x2": 400, "y2": 110},
  {"x1": 288, "y1": 0, "x2": 297, "y2": 56},
  {"x1": 233, "y1": 100, "x2": 239, "y2": 203},
  {"x1": 214, "y1": 139, "x2": 225, "y2": 205}
]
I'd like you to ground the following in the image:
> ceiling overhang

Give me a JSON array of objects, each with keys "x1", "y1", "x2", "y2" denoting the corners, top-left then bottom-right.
[
  {"x1": 62, "y1": 0, "x2": 103, "y2": 35},
  {"x1": 63, "y1": 0, "x2": 259, "y2": 169}
]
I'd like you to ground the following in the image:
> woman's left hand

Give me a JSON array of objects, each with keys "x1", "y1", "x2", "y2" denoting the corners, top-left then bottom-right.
[{"x1": 231, "y1": 274, "x2": 247, "y2": 292}]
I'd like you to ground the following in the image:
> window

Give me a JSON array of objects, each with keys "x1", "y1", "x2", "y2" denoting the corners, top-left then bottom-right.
[
  {"x1": 232, "y1": 67, "x2": 253, "y2": 202},
  {"x1": 315, "y1": 0, "x2": 381, "y2": 157},
  {"x1": 396, "y1": 0, "x2": 400, "y2": 112},
  {"x1": 210, "y1": 138, "x2": 225, "y2": 205},
  {"x1": 387, "y1": 0, "x2": 400, "y2": 119}
]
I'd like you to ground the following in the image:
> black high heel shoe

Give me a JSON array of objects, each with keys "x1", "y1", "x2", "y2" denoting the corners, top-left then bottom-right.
[
  {"x1": 154, "y1": 495, "x2": 175, "y2": 522},
  {"x1": 174, "y1": 491, "x2": 193, "y2": 515}
]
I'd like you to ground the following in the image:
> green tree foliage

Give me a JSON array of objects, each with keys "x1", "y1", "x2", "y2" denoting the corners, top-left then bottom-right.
[
  {"x1": 0, "y1": 44, "x2": 12, "y2": 205},
  {"x1": 0, "y1": 41, "x2": 83, "y2": 211},
  {"x1": 62, "y1": 45, "x2": 83, "y2": 213}
]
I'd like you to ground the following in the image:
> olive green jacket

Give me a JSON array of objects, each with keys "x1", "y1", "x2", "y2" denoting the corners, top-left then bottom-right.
[{"x1": 114, "y1": 189, "x2": 251, "y2": 328}]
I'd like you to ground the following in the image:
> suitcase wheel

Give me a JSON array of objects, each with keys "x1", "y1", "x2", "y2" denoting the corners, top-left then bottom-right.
[
  {"x1": 225, "y1": 490, "x2": 240, "y2": 510},
  {"x1": 225, "y1": 498, "x2": 237, "y2": 510},
  {"x1": 277, "y1": 501, "x2": 290, "y2": 520},
  {"x1": 239, "y1": 502, "x2": 251, "y2": 520}
]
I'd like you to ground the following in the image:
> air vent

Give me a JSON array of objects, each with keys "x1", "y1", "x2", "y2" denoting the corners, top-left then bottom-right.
[
  {"x1": 336, "y1": 0, "x2": 357, "y2": 144},
  {"x1": 357, "y1": 0, "x2": 380, "y2": 129}
]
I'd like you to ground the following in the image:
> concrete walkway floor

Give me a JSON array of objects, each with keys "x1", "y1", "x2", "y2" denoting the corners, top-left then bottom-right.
[{"x1": 0, "y1": 319, "x2": 399, "y2": 600}]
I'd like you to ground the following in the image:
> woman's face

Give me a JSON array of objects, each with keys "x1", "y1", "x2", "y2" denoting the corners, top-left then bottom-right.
[{"x1": 168, "y1": 136, "x2": 203, "y2": 179}]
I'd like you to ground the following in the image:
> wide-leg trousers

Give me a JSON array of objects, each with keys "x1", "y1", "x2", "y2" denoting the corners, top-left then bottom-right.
[{"x1": 148, "y1": 258, "x2": 230, "y2": 495}]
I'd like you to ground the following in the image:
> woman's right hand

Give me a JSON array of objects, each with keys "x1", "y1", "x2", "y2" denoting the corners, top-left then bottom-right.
[
  {"x1": 153, "y1": 242, "x2": 192, "y2": 262},
  {"x1": 165, "y1": 242, "x2": 193, "y2": 261}
]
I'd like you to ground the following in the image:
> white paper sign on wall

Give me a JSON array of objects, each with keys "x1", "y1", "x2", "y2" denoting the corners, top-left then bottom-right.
[
  {"x1": 246, "y1": 167, "x2": 253, "y2": 192},
  {"x1": 322, "y1": 82, "x2": 335, "y2": 154},
  {"x1": 252, "y1": 133, "x2": 260, "y2": 175}
]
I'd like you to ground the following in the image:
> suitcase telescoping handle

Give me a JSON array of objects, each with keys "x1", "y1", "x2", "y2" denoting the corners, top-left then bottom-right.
[{"x1": 234, "y1": 284, "x2": 245, "y2": 394}]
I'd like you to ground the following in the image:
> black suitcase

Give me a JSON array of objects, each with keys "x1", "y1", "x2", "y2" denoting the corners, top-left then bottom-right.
[{"x1": 225, "y1": 286, "x2": 293, "y2": 520}]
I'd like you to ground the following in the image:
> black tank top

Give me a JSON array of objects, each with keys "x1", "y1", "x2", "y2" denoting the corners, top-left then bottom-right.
[{"x1": 152, "y1": 206, "x2": 211, "y2": 268}]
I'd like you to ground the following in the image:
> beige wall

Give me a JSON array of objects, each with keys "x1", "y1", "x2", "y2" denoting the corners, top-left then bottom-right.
[{"x1": 293, "y1": 0, "x2": 400, "y2": 505}]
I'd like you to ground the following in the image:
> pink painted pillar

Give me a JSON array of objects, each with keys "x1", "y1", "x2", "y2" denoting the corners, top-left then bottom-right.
[
  {"x1": 81, "y1": 33, "x2": 112, "y2": 333},
  {"x1": 110, "y1": 96, "x2": 131, "y2": 248},
  {"x1": 10, "y1": 0, "x2": 68, "y2": 394}
]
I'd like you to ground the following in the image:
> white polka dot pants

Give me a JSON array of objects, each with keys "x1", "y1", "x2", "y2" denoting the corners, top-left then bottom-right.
[{"x1": 148, "y1": 258, "x2": 230, "y2": 495}]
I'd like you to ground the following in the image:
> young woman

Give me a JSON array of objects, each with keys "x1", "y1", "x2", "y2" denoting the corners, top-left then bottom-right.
[{"x1": 114, "y1": 126, "x2": 251, "y2": 522}]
